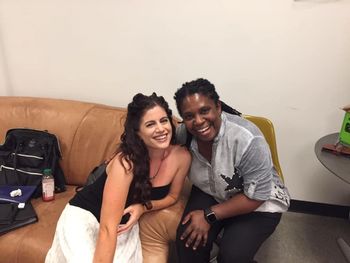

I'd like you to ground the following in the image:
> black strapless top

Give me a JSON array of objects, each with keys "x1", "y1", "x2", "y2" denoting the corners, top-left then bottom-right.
[
  {"x1": 150, "y1": 184, "x2": 171, "y2": 200},
  {"x1": 69, "y1": 170, "x2": 170, "y2": 224}
]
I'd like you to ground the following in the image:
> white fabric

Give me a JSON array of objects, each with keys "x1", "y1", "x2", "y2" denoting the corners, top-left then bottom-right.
[{"x1": 45, "y1": 204, "x2": 142, "y2": 263}]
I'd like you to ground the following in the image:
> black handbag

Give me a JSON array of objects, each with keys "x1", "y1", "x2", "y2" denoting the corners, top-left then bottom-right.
[
  {"x1": 0, "y1": 128, "x2": 66, "y2": 197},
  {"x1": 0, "y1": 166, "x2": 42, "y2": 191},
  {"x1": 85, "y1": 163, "x2": 107, "y2": 186},
  {"x1": 75, "y1": 163, "x2": 107, "y2": 192}
]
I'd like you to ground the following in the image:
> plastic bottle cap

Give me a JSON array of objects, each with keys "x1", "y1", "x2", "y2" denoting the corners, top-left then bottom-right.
[{"x1": 43, "y1": 168, "x2": 52, "y2": 175}]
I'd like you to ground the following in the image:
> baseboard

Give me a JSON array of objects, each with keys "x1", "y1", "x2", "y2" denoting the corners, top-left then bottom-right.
[{"x1": 289, "y1": 199, "x2": 350, "y2": 219}]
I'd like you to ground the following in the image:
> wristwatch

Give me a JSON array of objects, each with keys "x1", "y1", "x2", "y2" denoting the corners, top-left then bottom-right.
[{"x1": 203, "y1": 207, "x2": 217, "y2": 225}]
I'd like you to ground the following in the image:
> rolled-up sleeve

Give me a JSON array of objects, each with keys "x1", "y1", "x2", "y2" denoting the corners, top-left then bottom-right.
[{"x1": 238, "y1": 136, "x2": 273, "y2": 201}]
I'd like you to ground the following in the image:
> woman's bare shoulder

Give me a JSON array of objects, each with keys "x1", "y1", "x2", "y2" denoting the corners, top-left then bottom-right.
[
  {"x1": 106, "y1": 152, "x2": 133, "y2": 175},
  {"x1": 168, "y1": 145, "x2": 191, "y2": 161}
]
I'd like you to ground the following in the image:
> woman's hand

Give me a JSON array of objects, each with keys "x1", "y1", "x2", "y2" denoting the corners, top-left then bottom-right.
[
  {"x1": 117, "y1": 204, "x2": 145, "y2": 235},
  {"x1": 180, "y1": 210, "x2": 211, "y2": 250}
]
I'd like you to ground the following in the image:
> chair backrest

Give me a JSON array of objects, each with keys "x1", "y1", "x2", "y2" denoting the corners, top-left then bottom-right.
[{"x1": 244, "y1": 115, "x2": 284, "y2": 181}]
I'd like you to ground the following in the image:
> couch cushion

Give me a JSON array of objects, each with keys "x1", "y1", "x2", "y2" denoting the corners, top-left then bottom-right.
[
  {"x1": 0, "y1": 97, "x2": 127, "y2": 186},
  {"x1": 0, "y1": 186, "x2": 76, "y2": 263}
]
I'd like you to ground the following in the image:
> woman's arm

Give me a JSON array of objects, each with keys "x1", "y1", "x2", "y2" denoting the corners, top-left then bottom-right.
[
  {"x1": 150, "y1": 147, "x2": 191, "y2": 210},
  {"x1": 212, "y1": 193, "x2": 262, "y2": 219},
  {"x1": 181, "y1": 135, "x2": 274, "y2": 250},
  {"x1": 206, "y1": 136, "x2": 273, "y2": 219},
  {"x1": 118, "y1": 147, "x2": 191, "y2": 234},
  {"x1": 93, "y1": 156, "x2": 133, "y2": 263}
]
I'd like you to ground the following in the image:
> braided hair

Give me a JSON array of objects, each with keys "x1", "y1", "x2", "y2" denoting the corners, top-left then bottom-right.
[
  {"x1": 173, "y1": 78, "x2": 241, "y2": 147},
  {"x1": 174, "y1": 78, "x2": 241, "y2": 116}
]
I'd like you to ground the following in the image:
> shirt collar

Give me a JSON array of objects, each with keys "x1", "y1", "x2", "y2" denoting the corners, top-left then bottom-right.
[{"x1": 213, "y1": 112, "x2": 226, "y2": 143}]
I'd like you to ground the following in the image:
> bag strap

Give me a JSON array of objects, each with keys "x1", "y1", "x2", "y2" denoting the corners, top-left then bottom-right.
[{"x1": 12, "y1": 142, "x2": 21, "y2": 185}]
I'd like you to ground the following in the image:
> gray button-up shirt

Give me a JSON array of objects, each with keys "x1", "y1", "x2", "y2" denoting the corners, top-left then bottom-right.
[{"x1": 177, "y1": 112, "x2": 290, "y2": 212}]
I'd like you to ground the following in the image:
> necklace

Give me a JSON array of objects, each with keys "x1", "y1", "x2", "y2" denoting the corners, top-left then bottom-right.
[{"x1": 149, "y1": 150, "x2": 166, "y2": 180}]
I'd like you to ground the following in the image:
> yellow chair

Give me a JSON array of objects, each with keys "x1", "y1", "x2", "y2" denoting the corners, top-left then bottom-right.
[{"x1": 244, "y1": 115, "x2": 284, "y2": 182}]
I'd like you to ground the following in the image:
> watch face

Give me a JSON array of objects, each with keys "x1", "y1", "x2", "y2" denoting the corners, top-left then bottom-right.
[
  {"x1": 204, "y1": 208, "x2": 217, "y2": 224},
  {"x1": 207, "y1": 212, "x2": 216, "y2": 223}
]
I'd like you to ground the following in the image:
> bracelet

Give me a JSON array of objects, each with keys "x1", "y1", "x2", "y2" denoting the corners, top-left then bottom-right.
[{"x1": 143, "y1": 201, "x2": 153, "y2": 210}]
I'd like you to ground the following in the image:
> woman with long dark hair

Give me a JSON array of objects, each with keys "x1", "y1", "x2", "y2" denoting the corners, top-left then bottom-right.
[{"x1": 46, "y1": 93, "x2": 191, "y2": 263}]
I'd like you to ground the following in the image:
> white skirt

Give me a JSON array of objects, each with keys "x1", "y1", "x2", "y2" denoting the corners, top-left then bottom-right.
[{"x1": 45, "y1": 204, "x2": 142, "y2": 263}]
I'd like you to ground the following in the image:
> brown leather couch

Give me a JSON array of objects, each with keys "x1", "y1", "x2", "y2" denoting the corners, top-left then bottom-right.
[{"x1": 0, "y1": 97, "x2": 187, "y2": 263}]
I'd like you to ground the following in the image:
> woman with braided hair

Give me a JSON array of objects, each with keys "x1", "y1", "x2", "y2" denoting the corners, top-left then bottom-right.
[{"x1": 174, "y1": 78, "x2": 290, "y2": 263}]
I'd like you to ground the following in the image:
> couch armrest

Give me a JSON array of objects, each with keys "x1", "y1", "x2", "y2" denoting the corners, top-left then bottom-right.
[
  {"x1": 139, "y1": 178, "x2": 192, "y2": 263},
  {"x1": 139, "y1": 198, "x2": 186, "y2": 263}
]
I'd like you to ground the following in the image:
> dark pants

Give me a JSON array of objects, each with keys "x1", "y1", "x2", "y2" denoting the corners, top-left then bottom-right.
[{"x1": 176, "y1": 186, "x2": 282, "y2": 263}]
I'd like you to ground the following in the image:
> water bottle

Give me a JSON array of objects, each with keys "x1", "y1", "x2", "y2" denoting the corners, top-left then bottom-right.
[{"x1": 42, "y1": 168, "x2": 55, "y2": 201}]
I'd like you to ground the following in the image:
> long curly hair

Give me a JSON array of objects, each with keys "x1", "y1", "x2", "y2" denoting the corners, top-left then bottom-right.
[{"x1": 117, "y1": 92, "x2": 175, "y2": 206}]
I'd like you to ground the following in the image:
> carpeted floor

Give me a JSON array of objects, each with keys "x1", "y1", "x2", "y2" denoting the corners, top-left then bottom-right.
[
  {"x1": 255, "y1": 211, "x2": 350, "y2": 263},
  {"x1": 170, "y1": 211, "x2": 350, "y2": 263}
]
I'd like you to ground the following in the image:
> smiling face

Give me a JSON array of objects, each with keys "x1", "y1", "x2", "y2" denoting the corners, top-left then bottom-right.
[
  {"x1": 138, "y1": 105, "x2": 172, "y2": 150},
  {"x1": 180, "y1": 93, "x2": 222, "y2": 142}
]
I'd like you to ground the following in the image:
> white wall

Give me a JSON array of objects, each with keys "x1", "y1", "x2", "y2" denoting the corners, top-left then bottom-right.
[
  {"x1": 0, "y1": 0, "x2": 349, "y2": 205},
  {"x1": 0, "y1": 25, "x2": 11, "y2": 96}
]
